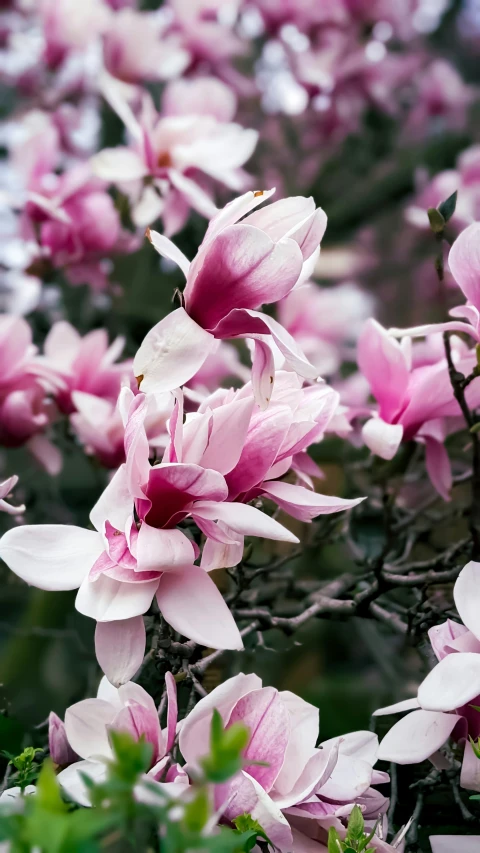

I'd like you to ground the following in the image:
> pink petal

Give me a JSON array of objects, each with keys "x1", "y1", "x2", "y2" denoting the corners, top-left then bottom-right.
[
  {"x1": 0, "y1": 525, "x2": 103, "y2": 591},
  {"x1": 200, "y1": 188, "x2": 276, "y2": 248},
  {"x1": 242, "y1": 196, "x2": 316, "y2": 245},
  {"x1": 261, "y1": 481, "x2": 364, "y2": 523},
  {"x1": 192, "y1": 397, "x2": 255, "y2": 474},
  {"x1": 179, "y1": 672, "x2": 262, "y2": 766},
  {"x1": 454, "y1": 561, "x2": 480, "y2": 641},
  {"x1": 389, "y1": 320, "x2": 478, "y2": 341},
  {"x1": 225, "y1": 403, "x2": 291, "y2": 500},
  {"x1": 424, "y1": 436, "x2": 452, "y2": 501},
  {"x1": 165, "y1": 671, "x2": 178, "y2": 752},
  {"x1": 144, "y1": 463, "x2": 228, "y2": 528},
  {"x1": 76, "y1": 574, "x2": 159, "y2": 621},
  {"x1": 228, "y1": 687, "x2": 289, "y2": 791},
  {"x1": 362, "y1": 417, "x2": 403, "y2": 461},
  {"x1": 124, "y1": 393, "x2": 153, "y2": 499},
  {"x1": 133, "y1": 308, "x2": 216, "y2": 394},
  {"x1": 185, "y1": 226, "x2": 303, "y2": 331},
  {"x1": 112, "y1": 701, "x2": 161, "y2": 763},
  {"x1": 357, "y1": 319, "x2": 409, "y2": 422},
  {"x1": 95, "y1": 616, "x2": 146, "y2": 687},
  {"x1": 273, "y1": 746, "x2": 338, "y2": 809},
  {"x1": 200, "y1": 532, "x2": 244, "y2": 570},
  {"x1": 168, "y1": 169, "x2": 218, "y2": 219},
  {"x1": 251, "y1": 339, "x2": 275, "y2": 410},
  {"x1": 273, "y1": 691, "x2": 320, "y2": 797},
  {"x1": 216, "y1": 771, "x2": 293, "y2": 852},
  {"x1": 460, "y1": 740, "x2": 480, "y2": 793},
  {"x1": 48, "y1": 712, "x2": 78, "y2": 766},
  {"x1": 377, "y1": 709, "x2": 461, "y2": 764},
  {"x1": 137, "y1": 524, "x2": 195, "y2": 572},
  {"x1": 90, "y1": 464, "x2": 133, "y2": 534},
  {"x1": 449, "y1": 222, "x2": 480, "y2": 310},
  {"x1": 418, "y1": 652, "x2": 480, "y2": 711},
  {"x1": 192, "y1": 500, "x2": 299, "y2": 542},
  {"x1": 156, "y1": 566, "x2": 243, "y2": 649}
]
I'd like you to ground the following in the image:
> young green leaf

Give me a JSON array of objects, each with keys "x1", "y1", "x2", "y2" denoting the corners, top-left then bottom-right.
[
  {"x1": 346, "y1": 805, "x2": 364, "y2": 841},
  {"x1": 437, "y1": 190, "x2": 457, "y2": 223}
]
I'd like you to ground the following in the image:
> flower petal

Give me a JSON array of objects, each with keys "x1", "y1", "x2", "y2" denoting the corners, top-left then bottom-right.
[
  {"x1": 377, "y1": 709, "x2": 461, "y2": 764},
  {"x1": 146, "y1": 228, "x2": 190, "y2": 278},
  {"x1": 418, "y1": 652, "x2": 480, "y2": 711},
  {"x1": 133, "y1": 308, "x2": 216, "y2": 393},
  {"x1": 65, "y1": 700, "x2": 117, "y2": 760},
  {"x1": 228, "y1": 687, "x2": 290, "y2": 792},
  {"x1": 91, "y1": 147, "x2": 148, "y2": 181},
  {"x1": 165, "y1": 671, "x2": 178, "y2": 752},
  {"x1": 137, "y1": 524, "x2": 195, "y2": 572},
  {"x1": 362, "y1": 418, "x2": 403, "y2": 461},
  {"x1": 156, "y1": 566, "x2": 243, "y2": 649},
  {"x1": 449, "y1": 222, "x2": 480, "y2": 310},
  {"x1": 57, "y1": 760, "x2": 107, "y2": 807},
  {"x1": 454, "y1": 561, "x2": 480, "y2": 642},
  {"x1": 251, "y1": 339, "x2": 275, "y2": 410},
  {"x1": 261, "y1": 481, "x2": 364, "y2": 523},
  {"x1": 95, "y1": 616, "x2": 146, "y2": 687},
  {"x1": 0, "y1": 525, "x2": 103, "y2": 591},
  {"x1": 76, "y1": 574, "x2": 159, "y2": 621},
  {"x1": 192, "y1": 500, "x2": 299, "y2": 542}
]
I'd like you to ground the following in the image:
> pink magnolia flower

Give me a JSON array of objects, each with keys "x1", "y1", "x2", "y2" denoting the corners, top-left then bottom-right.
[
  {"x1": 375, "y1": 560, "x2": 480, "y2": 793},
  {"x1": 179, "y1": 673, "x2": 388, "y2": 853},
  {"x1": 42, "y1": 321, "x2": 131, "y2": 415},
  {"x1": 277, "y1": 281, "x2": 374, "y2": 376},
  {"x1": 161, "y1": 373, "x2": 363, "y2": 569},
  {"x1": 92, "y1": 77, "x2": 257, "y2": 233},
  {"x1": 0, "y1": 315, "x2": 63, "y2": 470},
  {"x1": 54, "y1": 674, "x2": 185, "y2": 805},
  {"x1": 102, "y1": 8, "x2": 189, "y2": 84},
  {"x1": 39, "y1": 0, "x2": 111, "y2": 69},
  {"x1": 0, "y1": 386, "x2": 299, "y2": 651},
  {"x1": 21, "y1": 162, "x2": 129, "y2": 291},
  {"x1": 133, "y1": 190, "x2": 326, "y2": 404},
  {"x1": 0, "y1": 475, "x2": 25, "y2": 515},
  {"x1": 357, "y1": 318, "x2": 480, "y2": 500}
]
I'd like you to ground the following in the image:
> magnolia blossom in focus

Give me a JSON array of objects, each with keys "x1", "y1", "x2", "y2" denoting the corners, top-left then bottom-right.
[
  {"x1": 179, "y1": 673, "x2": 388, "y2": 852},
  {"x1": 163, "y1": 373, "x2": 363, "y2": 570},
  {"x1": 53, "y1": 674, "x2": 186, "y2": 805},
  {"x1": 375, "y1": 560, "x2": 480, "y2": 793},
  {"x1": 134, "y1": 189, "x2": 326, "y2": 404},
  {"x1": 357, "y1": 318, "x2": 480, "y2": 500},
  {"x1": 92, "y1": 76, "x2": 258, "y2": 234}
]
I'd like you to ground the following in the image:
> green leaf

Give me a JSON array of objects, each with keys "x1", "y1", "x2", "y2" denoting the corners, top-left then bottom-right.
[
  {"x1": 233, "y1": 813, "x2": 272, "y2": 848},
  {"x1": 437, "y1": 190, "x2": 458, "y2": 222},
  {"x1": 211, "y1": 709, "x2": 224, "y2": 752},
  {"x1": 35, "y1": 760, "x2": 69, "y2": 814},
  {"x1": 346, "y1": 805, "x2": 364, "y2": 841},
  {"x1": 184, "y1": 788, "x2": 210, "y2": 833},
  {"x1": 328, "y1": 826, "x2": 343, "y2": 853},
  {"x1": 427, "y1": 207, "x2": 445, "y2": 233}
]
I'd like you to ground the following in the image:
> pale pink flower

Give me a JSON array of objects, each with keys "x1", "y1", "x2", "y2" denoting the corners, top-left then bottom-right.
[
  {"x1": 103, "y1": 9, "x2": 189, "y2": 84},
  {"x1": 133, "y1": 189, "x2": 326, "y2": 405},
  {"x1": 161, "y1": 374, "x2": 364, "y2": 569},
  {"x1": 179, "y1": 673, "x2": 387, "y2": 853},
  {"x1": 55, "y1": 674, "x2": 185, "y2": 805},
  {"x1": 375, "y1": 560, "x2": 480, "y2": 793},
  {"x1": 39, "y1": 0, "x2": 111, "y2": 69},
  {"x1": 357, "y1": 318, "x2": 480, "y2": 499},
  {"x1": 92, "y1": 77, "x2": 257, "y2": 233},
  {"x1": 43, "y1": 321, "x2": 131, "y2": 415}
]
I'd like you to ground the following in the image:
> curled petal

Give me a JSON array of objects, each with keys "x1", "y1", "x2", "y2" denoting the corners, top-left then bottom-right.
[{"x1": 362, "y1": 417, "x2": 403, "y2": 461}]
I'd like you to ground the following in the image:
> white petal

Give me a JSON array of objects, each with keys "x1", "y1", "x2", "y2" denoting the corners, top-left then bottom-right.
[
  {"x1": 58, "y1": 760, "x2": 107, "y2": 807},
  {"x1": 0, "y1": 525, "x2": 103, "y2": 591},
  {"x1": 91, "y1": 147, "x2": 148, "y2": 182},
  {"x1": 76, "y1": 574, "x2": 159, "y2": 621},
  {"x1": 418, "y1": 652, "x2": 480, "y2": 711},
  {"x1": 192, "y1": 500, "x2": 299, "y2": 543},
  {"x1": 133, "y1": 308, "x2": 216, "y2": 394},
  {"x1": 377, "y1": 709, "x2": 460, "y2": 764},
  {"x1": 373, "y1": 697, "x2": 421, "y2": 716},
  {"x1": 454, "y1": 561, "x2": 480, "y2": 642},
  {"x1": 146, "y1": 228, "x2": 190, "y2": 278},
  {"x1": 362, "y1": 418, "x2": 403, "y2": 461}
]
